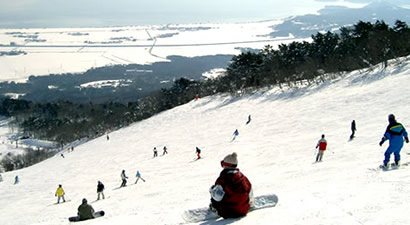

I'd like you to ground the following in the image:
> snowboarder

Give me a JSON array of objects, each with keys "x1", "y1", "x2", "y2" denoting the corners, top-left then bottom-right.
[
  {"x1": 153, "y1": 147, "x2": 158, "y2": 157},
  {"x1": 350, "y1": 120, "x2": 356, "y2": 140},
  {"x1": 232, "y1": 129, "x2": 239, "y2": 141},
  {"x1": 97, "y1": 181, "x2": 105, "y2": 200},
  {"x1": 120, "y1": 170, "x2": 128, "y2": 187},
  {"x1": 135, "y1": 170, "x2": 146, "y2": 184},
  {"x1": 196, "y1": 146, "x2": 201, "y2": 159},
  {"x1": 14, "y1": 175, "x2": 19, "y2": 184},
  {"x1": 68, "y1": 198, "x2": 105, "y2": 222},
  {"x1": 246, "y1": 115, "x2": 252, "y2": 125},
  {"x1": 315, "y1": 134, "x2": 327, "y2": 162},
  {"x1": 163, "y1": 146, "x2": 168, "y2": 155},
  {"x1": 379, "y1": 114, "x2": 409, "y2": 167},
  {"x1": 77, "y1": 198, "x2": 95, "y2": 221},
  {"x1": 55, "y1": 184, "x2": 66, "y2": 203},
  {"x1": 209, "y1": 152, "x2": 252, "y2": 219}
]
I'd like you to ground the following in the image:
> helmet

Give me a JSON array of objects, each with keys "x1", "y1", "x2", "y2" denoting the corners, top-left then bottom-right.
[{"x1": 388, "y1": 114, "x2": 395, "y2": 122}]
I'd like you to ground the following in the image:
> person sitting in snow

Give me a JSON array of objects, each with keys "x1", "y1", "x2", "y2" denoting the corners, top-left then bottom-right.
[
  {"x1": 379, "y1": 114, "x2": 409, "y2": 167},
  {"x1": 209, "y1": 152, "x2": 253, "y2": 219},
  {"x1": 77, "y1": 198, "x2": 95, "y2": 221},
  {"x1": 55, "y1": 184, "x2": 66, "y2": 203}
]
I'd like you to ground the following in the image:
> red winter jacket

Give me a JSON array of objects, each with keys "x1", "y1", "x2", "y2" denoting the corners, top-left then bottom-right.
[
  {"x1": 317, "y1": 138, "x2": 327, "y2": 151},
  {"x1": 211, "y1": 169, "x2": 252, "y2": 218}
]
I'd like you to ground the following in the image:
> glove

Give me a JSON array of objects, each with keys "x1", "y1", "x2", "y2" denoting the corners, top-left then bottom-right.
[
  {"x1": 210, "y1": 185, "x2": 225, "y2": 202},
  {"x1": 405, "y1": 137, "x2": 409, "y2": 143},
  {"x1": 379, "y1": 140, "x2": 384, "y2": 146}
]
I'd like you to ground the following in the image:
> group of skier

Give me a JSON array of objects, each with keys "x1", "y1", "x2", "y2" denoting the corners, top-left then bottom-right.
[
  {"x1": 153, "y1": 146, "x2": 168, "y2": 157},
  {"x1": 314, "y1": 114, "x2": 408, "y2": 168},
  {"x1": 53, "y1": 181, "x2": 105, "y2": 221},
  {"x1": 7, "y1": 112, "x2": 408, "y2": 222},
  {"x1": 120, "y1": 169, "x2": 146, "y2": 187},
  {"x1": 0, "y1": 175, "x2": 20, "y2": 184},
  {"x1": 211, "y1": 113, "x2": 409, "y2": 219},
  {"x1": 205, "y1": 115, "x2": 255, "y2": 218},
  {"x1": 52, "y1": 169, "x2": 145, "y2": 221}
]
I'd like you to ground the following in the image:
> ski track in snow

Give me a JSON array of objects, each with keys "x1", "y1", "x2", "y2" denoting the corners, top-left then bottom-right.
[{"x1": 0, "y1": 57, "x2": 410, "y2": 224}]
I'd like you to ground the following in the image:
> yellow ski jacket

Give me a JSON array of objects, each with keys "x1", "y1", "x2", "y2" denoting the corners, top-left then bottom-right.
[{"x1": 55, "y1": 187, "x2": 65, "y2": 196}]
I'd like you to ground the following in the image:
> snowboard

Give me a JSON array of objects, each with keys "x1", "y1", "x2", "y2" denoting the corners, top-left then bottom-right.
[
  {"x1": 55, "y1": 199, "x2": 71, "y2": 204},
  {"x1": 48, "y1": 199, "x2": 71, "y2": 206},
  {"x1": 68, "y1": 210, "x2": 105, "y2": 222},
  {"x1": 369, "y1": 163, "x2": 408, "y2": 171},
  {"x1": 182, "y1": 194, "x2": 278, "y2": 223}
]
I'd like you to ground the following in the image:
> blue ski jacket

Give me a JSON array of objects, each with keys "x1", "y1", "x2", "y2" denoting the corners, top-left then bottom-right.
[{"x1": 381, "y1": 122, "x2": 408, "y2": 148}]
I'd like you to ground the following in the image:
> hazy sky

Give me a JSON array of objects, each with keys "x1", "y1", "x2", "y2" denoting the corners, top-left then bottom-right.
[{"x1": 0, "y1": 0, "x2": 398, "y2": 28}]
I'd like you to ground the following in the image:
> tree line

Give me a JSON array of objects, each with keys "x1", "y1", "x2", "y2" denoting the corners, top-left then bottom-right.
[{"x1": 215, "y1": 20, "x2": 410, "y2": 92}]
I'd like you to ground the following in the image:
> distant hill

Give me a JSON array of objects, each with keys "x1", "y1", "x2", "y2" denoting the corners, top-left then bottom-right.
[
  {"x1": 0, "y1": 54, "x2": 232, "y2": 104},
  {"x1": 270, "y1": 1, "x2": 410, "y2": 38}
]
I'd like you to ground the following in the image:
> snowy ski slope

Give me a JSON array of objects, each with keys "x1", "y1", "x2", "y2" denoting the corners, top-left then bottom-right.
[{"x1": 1, "y1": 56, "x2": 410, "y2": 225}]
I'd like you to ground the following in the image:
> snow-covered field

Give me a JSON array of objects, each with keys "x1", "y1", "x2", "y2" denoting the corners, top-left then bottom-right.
[
  {"x1": 0, "y1": 118, "x2": 26, "y2": 160},
  {"x1": 0, "y1": 117, "x2": 57, "y2": 163},
  {"x1": 0, "y1": 20, "x2": 306, "y2": 82},
  {"x1": 0, "y1": 56, "x2": 409, "y2": 225}
]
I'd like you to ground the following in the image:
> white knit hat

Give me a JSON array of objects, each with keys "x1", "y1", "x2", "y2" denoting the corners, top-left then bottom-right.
[{"x1": 221, "y1": 152, "x2": 238, "y2": 168}]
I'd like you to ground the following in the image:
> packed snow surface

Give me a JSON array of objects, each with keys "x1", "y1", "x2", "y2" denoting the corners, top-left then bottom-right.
[{"x1": 1, "y1": 57, "x2": 410, "y2": 225}]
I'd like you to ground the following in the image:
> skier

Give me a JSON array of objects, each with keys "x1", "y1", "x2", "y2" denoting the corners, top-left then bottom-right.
[
  {"x1": 209, "y1": 152, "x2": 252, "y2": 219},
  {"x1": 55, "y1": 184, "x2": 66, "y2": 203},
  {"x1": 379, "y1": 114, "x2": 409, "y2": 168},
  {"x1": 135, "y1": 170, "x2": 146, "y2": 184},
  {"x1": 196, "y1": 147, "x2": 201, "y2": 159},
  {"x1": 0, "y1": 174, "x2": 3, "y2": 182},
  {"x1": 153, "y1": 147, "x2": 158, "y2": 157},
  {"x1": 232, "y1": 129, "x2": 239, "y2": 141},
  {"x1": 106, "y1": 134, "x2": 109, "y2": 141},
  {"x1": 350, "y1": 120, "x2": 356, "y2": 140},
  {"x1": 315, "y1": 134, "x2": 327, "y2": 162},
  {"x1": 120, "y1": 170, "x2": 128, "y2": 187},
  {"x1": 14, "y1": 175, "x2": 19, "y2": 184},
  {"x1": 246, "y1": 115, "x2": 252, "y2": 125},
  {"x1": 77, "y1": 198, "x2": 95, "y2": 221},
  {"x1": 163, "y1": 146, "x2": 168, "y2": 155},
  {"x1": 61, "y1": 153, "x2": 65, "y2": 158},
  {"x1": 97, "y1": 181, "x2": 105, "y2": 200}
]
